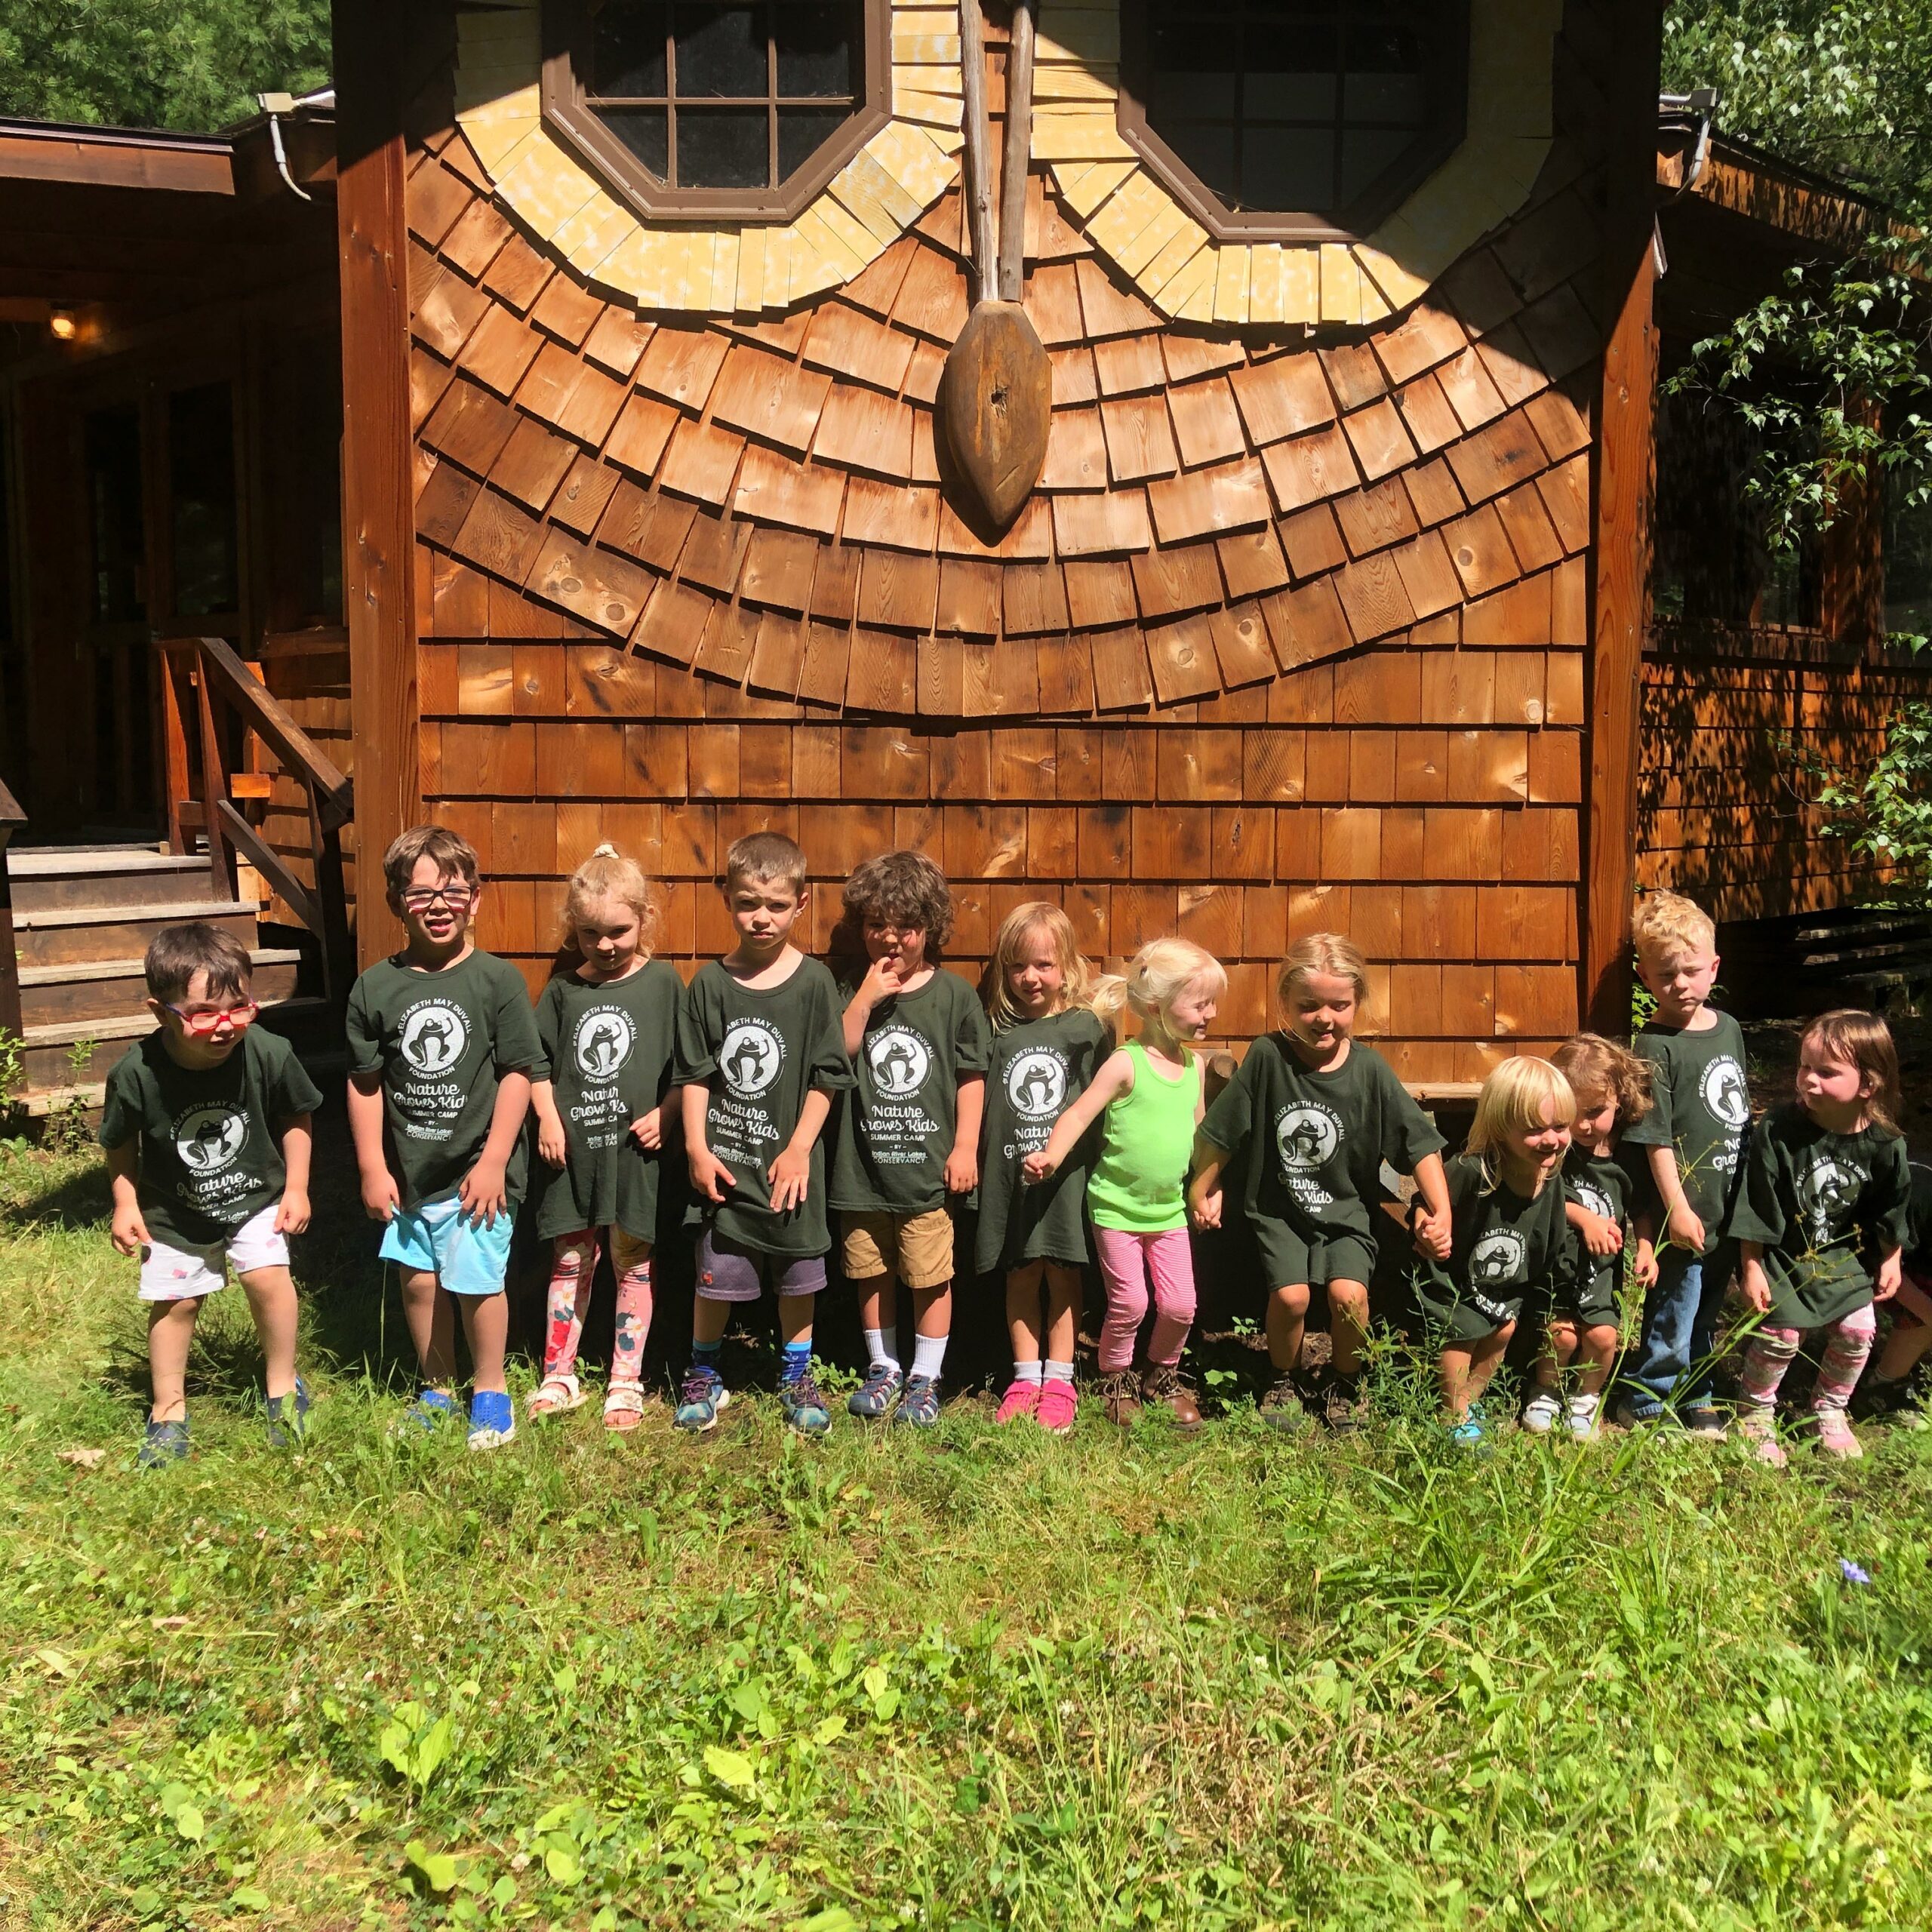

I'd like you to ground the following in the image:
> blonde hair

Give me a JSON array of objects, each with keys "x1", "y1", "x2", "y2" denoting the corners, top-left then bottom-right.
[
  {"x1": 1551, "y1": 1032, "x2": 1653, "y2": 1129},
  {"x1": 985, "y1": 900, "x2": 1101, "y2": 1029},
  {"x1": 561, "y1": 843, "x2": 657, "y2": 957},
  {"x1": 1803, "y1": 1008, "x2": 1903, "y2": 1134},
  {"x1": 1466, "y1": 1056, "x2": 1576, "y2": 1192},
  {"x1": 1122, "y1": 937, "x2": 1226, "y2": 1032},
  {"x1": 1277, "y1": 931, "x2": 1369, "y2": 1014},
  {"x1": 1631, "y1": 890, "x2": 1715, "y2": 964}
]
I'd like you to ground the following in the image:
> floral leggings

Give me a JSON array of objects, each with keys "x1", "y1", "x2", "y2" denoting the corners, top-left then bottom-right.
[
  {"x1": 543, "y1": 1226, "x2": 654, "y2": 1389},
  {"x1": 1737, "y1": 1302, "x2": 1877, "y2": 1418}
]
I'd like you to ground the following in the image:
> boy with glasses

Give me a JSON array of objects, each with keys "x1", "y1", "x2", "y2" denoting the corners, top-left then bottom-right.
[
  {"x1": 346, "y1": 825, "x2": 542, "y2": 1447},
  {"x1": 101, "y1": 922, "x2": 324, "y2": 1466}
]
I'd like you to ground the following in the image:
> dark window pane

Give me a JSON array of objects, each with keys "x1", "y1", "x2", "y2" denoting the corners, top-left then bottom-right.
[
  {"x1": 1343, "y1": 69, "x2": 1424, "y2": 125},
  {"x1": 83, "y1": 407, "x2": 145, "y2": 625},
  {"x1": 602, "y1": 106, "x2": 669, "y2": 175},
  {"x1": 592, "y1": 1, "x2": 669, "y2": 95},
  {"x1": 1338, "y1": 127, "x2": 1411, "y2": 202},
  {"x1": 1241, "y1": 126, "x2": 1333, "y2": 211},
  {"x1": 1151, "y1": 69, "x2": 1238, "y2": 119},
  {"x1": 777, "y1": 103, "x2": 848, "y2": 177},
  {"x1": 168, "y1": 383, "x2": 238, "y2": 620},
  {"x1": 1166, "y1": 122, "x2": 1237, "y2": 202},
  {"x1": 776, "y1": 2, "x2": 851, "y2": 95},
  {"x1": 674, "y1": 4, "x2": 768, "y2": 96},
  {"x1": 677, "y1": 105, "x2": 770, "y2": 185}
]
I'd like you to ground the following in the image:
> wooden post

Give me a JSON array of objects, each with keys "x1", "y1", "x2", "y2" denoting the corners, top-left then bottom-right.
[
  {"x1": 1582, "y1": 0, "x2": 1663, "y2": 1034},
  {"x1": 0, "y1": 776, "x2": 23, "y2": 1046},
  {"x1": 334, "y1": 0, "x2": 423, "y2": 964},
  {"x1": 995, "y1": 0, "x2": 1036, "y2": 303},
  {"x1": 957, "y1": 0, "x2": 996, "y2": 300},
  {"x1": 195, "y1": 652, "x2": 238, "y2": 902}
]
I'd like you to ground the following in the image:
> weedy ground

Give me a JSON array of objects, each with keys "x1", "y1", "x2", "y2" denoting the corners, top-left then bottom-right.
[{"x1": 2, "y1": 1143, "x2": 1931, "y2": 1932}]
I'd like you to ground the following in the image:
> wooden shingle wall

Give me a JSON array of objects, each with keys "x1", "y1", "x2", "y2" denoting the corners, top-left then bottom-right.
[{"x1": 405, "y1": 1, "x2": 1620, "y2": 1073}]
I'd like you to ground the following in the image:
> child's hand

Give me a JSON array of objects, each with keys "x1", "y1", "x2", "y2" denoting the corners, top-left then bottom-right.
[
  {"x1": 1741, "y1": 1261, "x2": 1771, "y2": 1313},
  {"x1": 1412, "y1": 1202, "x2": 1453, "y2": 1261},
  {"x1": 857, "y1": 955, "x2": 903, "y2": 1010},
  {"x1": 275, "y1": 1188, "x2": 312, "y2": 1236},
  {"x1": 460, "y1": 1158, "x2": 509, "y2": 1227},
  {"x1": 1188, "y1": 1186, "x2": 1222, "y2": 1231},
  {"x1": 1577, "y1": 1210, "x2": 1623, "y2": 1258},
  {"x1": 690, "y1": 1146, "x2": 737, "y2": 1204},
  {"x1": 1666, "y1": 1203, "x2": 1706, "y2": 1252},
  {"x1": 1021, "y1": 1149, "x2": 1058, "y2": 1187},
  {"x1": 1876, "y1": 1251, "x2": 1903, "y2": 1302},
  {"x1": 768, "y1": 1145, "x2": 810, "y2": 1214},
  {"x1": 110, "y1": 1201, "x2": 151, "y2": 1257},
  {"x1": 944, "y1": 1146, "x2": 978, "y2": 1194},
  {"x1": 537, "y1": 1118, "x2": 568, "y2": 1168},
  {"x1": 1633, "y1": 1238, "x2": 1659, "y2": 1290},
  {"x1": 361, "y1": 1167, "x2": 401, "y2": 1223},
  {"x1": 629, "y1": 1108, "x2": 663, "y2": 1152}
]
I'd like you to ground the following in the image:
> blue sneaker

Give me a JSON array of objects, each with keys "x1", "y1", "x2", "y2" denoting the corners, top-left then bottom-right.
[
  {"x1": 892, "y1": 1374, "x2": 941, "y2": 1427},
  {"x1": 395, "y1": 1388, "x2": 458, "y2": 1436},
  {"x1": 265, "y1": 1376, "x2": 311, "y2": 1447},
  {"x1": 137, "y1": 1418, "x2": 189, "y2": 1469},
  {"x1": 675, "y1": 1367, "x2": 730, "y2": 1433},
  {"x1": 467, "y1": 1390, "x2": 515, "y2": 1451},
  {"x1": 1448, "y1": 1415, "x2": 1487, "y2": 1450},
  {"x1": 780, "y1": 1368, "x2": 832, "y2": 1437},
  {"x1": 848, "y1": 1361, "x2": 903, "y2": 1419}
]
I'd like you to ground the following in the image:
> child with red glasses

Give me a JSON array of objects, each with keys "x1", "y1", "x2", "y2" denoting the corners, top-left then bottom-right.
[{"x1": 100, "y1": 921, "x2": 323, "y2": 1468}]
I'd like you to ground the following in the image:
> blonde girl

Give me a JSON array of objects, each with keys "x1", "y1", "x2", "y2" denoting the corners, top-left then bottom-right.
[
  {"x1": 1025, "y1": 937, "x2": 1224, "y2": 1429},
  {"x1": 527, "y1": 846, "x2": 684, "y2": 1430},
  {"x1": 978, "y1": 903, "x2": 1114, "y2": 1435},
  {"x1": 1727, "y1": 1009, "x2": 1910, "y2": 1465},
  {"x1": 1524, "y1": 1035, "x2": 1658, "y2": 1440},
  {"x1": 1412, "y1": 1056, "x2": 1575, "y2": 1446},
  {"x1": 1191, "y1": 932, "x2": 1451, "y2": 1433}
]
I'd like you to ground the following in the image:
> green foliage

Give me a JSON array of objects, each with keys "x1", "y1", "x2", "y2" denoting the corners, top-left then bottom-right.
[
  {"x1": 1788, "y1": 701, "x2": 1932, "y2": 906},
  {"x1": 0, "y1": 0, "x2": 330, "y2": 134}
]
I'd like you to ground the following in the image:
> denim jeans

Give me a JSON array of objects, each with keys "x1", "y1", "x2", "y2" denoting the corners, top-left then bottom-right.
[{"x1": 1625, "y1": 1240, "x2": 1736, "y2": 1414}]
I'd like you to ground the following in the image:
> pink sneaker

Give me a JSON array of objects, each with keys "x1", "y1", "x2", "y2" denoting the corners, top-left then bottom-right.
[
  {"x1": 996, "y1": 1379, "x2": 1041, "y2": 1424},
  {"x1": 1035, "y1": 1379, "x2": 1078, "y2": 1435},
  {"x1": 1737, "y1": 1407, "x2": 1787, "y2": 1469},
  {"x1": 1812, "y1": 1411, "x2": 1864, "y2": 1460}
]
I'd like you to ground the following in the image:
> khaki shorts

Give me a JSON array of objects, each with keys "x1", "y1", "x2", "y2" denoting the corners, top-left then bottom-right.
[{"x1": 841, "y1": 1208, "x2": 955, "y2": 1290}]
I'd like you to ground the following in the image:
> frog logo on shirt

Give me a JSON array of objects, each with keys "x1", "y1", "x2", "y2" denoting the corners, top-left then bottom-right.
[
  {"x1": 721, "y1": 1020, "x2": 784, "y2": 1099},
  {"x1": 1573, "y1": 1180, "x2": 1615, "y2": 1222},
  {"x1": 1700, "y1": 1056, "x2": 1751, "y2": 1131},
  {"x1": 1469, "y1": 1229, "x2": 1526, "y2": 1285},
  {"x1": 1798, "y1": 1154, "x2": 1862, "y2": 1243},
  {"x1": 573, "y1": 1008, "x2": 635, "y2": 1081},
  {"x1": 399, "y1": 1001, "x2": 469, "y2": 1075},
  {"x1": 868, "y1": 1026, "x2": 931, "y2": 1097},
  {"x1": 173, "y1": 1103, "x2": 248, "y2": 1174},
  {"x1": 1275, "y1": 1104, "x2": 1341, "y2": 1173},
  {"x1": 1005, "y1": 1048, "x2": 1067, "y2": 1120}
]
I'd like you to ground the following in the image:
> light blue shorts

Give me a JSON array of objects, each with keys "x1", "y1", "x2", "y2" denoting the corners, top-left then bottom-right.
[{"x1": 379, "y1": 1191, "x2": 515, "y2": 1296}]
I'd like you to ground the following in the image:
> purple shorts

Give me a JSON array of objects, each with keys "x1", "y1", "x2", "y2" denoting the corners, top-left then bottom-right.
[{"x1": 696, "y1": 1226, "x2": 827, "y2": 1303}]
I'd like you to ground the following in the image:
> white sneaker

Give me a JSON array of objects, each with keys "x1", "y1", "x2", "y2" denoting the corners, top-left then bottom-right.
[
  {"x1": 1565, "y1": 1395, "x2": 1601, "y2": 1441},
  {"x1": 1521, "y1": 1389, "x2": 1563, "y2": 1434}
]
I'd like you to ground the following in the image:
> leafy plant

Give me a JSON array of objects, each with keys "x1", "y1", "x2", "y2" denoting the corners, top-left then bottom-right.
[{"x1": 1786, "y1": 703, "x2": 1932, "y2": 907}]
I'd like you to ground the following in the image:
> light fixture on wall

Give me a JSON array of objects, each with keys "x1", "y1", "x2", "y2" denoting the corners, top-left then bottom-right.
[{"x1": 48, "y1": 307, "x2": 76, "y2": 341}]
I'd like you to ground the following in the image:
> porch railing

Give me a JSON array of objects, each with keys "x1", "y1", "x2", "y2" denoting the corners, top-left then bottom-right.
[{"x1": 159, "y1": 632, "x2": 355, "y2": 1004}]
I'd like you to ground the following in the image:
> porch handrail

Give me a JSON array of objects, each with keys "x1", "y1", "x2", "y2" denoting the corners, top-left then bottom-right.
[{"x1": 193, "y1": 633, "x2": 354, "y2": 829}]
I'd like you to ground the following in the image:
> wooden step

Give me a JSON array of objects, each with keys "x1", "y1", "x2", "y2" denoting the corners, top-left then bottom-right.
[
  {"x1": 14, "y1": 995, "x2": 334, "y2": 1092},
  {"x1": 16, "y1": 947, "x2": 301, "y2": 1027},
  {"x1": 11, "y1": 898, "x2": 259, "y2": 970},
  {"x1": 6, "y1": 845, "x2": 219, "y2": 913}
]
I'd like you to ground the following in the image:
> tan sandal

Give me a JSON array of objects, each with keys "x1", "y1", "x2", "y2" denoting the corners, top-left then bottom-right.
[
  {"x1": 526, "y1": 1373, "x2": 586, "y2": 1417},
  {"x1": 604, "y1": 1385, "x2": 647, "y2": 1432}
]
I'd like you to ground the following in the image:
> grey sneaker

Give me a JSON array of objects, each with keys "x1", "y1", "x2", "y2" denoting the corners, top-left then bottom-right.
[
  {"x1": 780, "y1": 1370, "x2": 832, "y2": 1436},
  {"x1": 137, "y1": 1418, "x2": 189, "y2": 1469},
  {"x1": 1259, "y1": 1374, "x2": 1312, "y2": 1434},
  {"x1": 1520, "y1": 1388, "x2": 1563, "y2": 1435},
  {"x1": 674, "y1": 1367, "x2": 730, "y2": 1433},
  {"x1": 892, "y1": 1374, "x2": 941, "y2": 1427},
  {"x1": 848, "y1": 1361, "x2": 903, "y2": 1419}
]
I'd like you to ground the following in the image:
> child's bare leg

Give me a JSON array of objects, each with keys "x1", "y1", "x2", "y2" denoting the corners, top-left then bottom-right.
[
  {"x1": 457, "y1": 1291, "x2": 509, "y2": 1395},
  {"x1": 777, "y1": 1291, "x2": 814, "y2": 1349},
  {"x1": 692, "y1": 1296, "x2": 730, "y2": 1348},
  {"x1": 398, "y1": 1269, "x2": 456, "y2": 1387},
  {"x1": 1537, "y1": 1317, "x2": 1579, "y2": 1390},
  {"x1": 1874, "y1": 1278, "x2": 1932, "y2": 1380},
  {"x1": 235, "y1": 1265, "x2": 300, "y2": 1401},
  {"x1": 1463, "y1": 1324, "x2": 1514, "y2": 1407},
  {"x1": 148, "y1": 1297, "x2": 202, "y2": 1424},
  {"x1": 1266, "y1": 1282, "x2": 1311, "y2": 1375},
  {"x1": 857, "y1": 1279, "x2": 893, "y2": 1334},
  {"x1": 913, "y1": 1281, "x2": 951, "y2": 1340},
  {"x1": 1007, "y1": 1261, "x2": 1045, "y2": 1364},
  {"x1": 1438, "y1": 1342, "x2": 1472, "y2": 1419},
  {"x1": 1327, "y1": 1278, "x2": 1370, "y2": 1377},
  {"x1": 1042, "y1": 1263, "x2": 1080, "y2": 1368},
  {"x1": 1576, "y1": 1323, "x2": 1617, "y2": 1396}
]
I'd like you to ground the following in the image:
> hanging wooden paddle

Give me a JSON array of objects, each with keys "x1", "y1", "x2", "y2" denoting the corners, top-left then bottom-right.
[{"x1": 939, "y1": 0, "x2": 1051, "y2": 532}]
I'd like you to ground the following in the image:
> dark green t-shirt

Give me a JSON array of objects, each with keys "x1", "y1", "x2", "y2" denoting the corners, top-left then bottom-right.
[
  {"x1": 99, "y1": 1026, "x2": 323, "y2": 1249},
  {"x1": 975, "y1": 1005, "x2": 1109, "y2": 1275},
  {"x1": 1558, "y1": 1143, "x2": 1653, "y2": 1318},
  {"x1": 528, "y1": 959, "x2": 682, "y2": 1242},
  {"x1": 1726, "y1": 1102, "x2": 1911, "y2": 1327},
  {"x1": 1412, "y1": 1150, "x2": 1571, "y2": 1337},
  {"x1": 343, "y1": 948, "x2": 544, "y2": 1210},
  {"x1": 1622, "y1": 1010, "x2": 1750, "y2": 1256},
  {"x1": 673, "y1": 955, "x2": 853, "y2": 1257},
  {"x1": 830, "y1": 968, "x2": 992, "y2": 1216},
  {"x1": 1199, "y1": 1033, "x2": 1444, "y2": 1245},
  {"x1": 1906, "y1": 1160, "x2": 1932, "y2": 1278}
]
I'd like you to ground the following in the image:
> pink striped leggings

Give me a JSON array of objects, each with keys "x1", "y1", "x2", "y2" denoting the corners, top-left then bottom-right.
[
  {"x1": 1093, "y1": 1226, "x2": 1196, "y2": 1373},
  {"x1": 1737, "y1": 1302, "x2": 1876, "y2": 1417}
]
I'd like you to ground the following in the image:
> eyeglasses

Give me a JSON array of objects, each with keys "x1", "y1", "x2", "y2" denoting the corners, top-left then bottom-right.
[
  {"x1": 400, "y1": 885, "x2": 475, "y2": 911},
  {"x1": 165, "y1": 998, "x2": 259, "y2": 1035}
]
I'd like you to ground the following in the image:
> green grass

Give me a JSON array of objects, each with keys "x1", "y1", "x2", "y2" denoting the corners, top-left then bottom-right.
[{"x1": 4, "y1": 1146, "x2": 1932, "y2": 1930}]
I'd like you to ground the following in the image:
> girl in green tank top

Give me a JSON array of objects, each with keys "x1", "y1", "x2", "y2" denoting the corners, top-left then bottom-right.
[{"x1": 1023, "y1": 939, "x2": 1226, "y2": 1426}]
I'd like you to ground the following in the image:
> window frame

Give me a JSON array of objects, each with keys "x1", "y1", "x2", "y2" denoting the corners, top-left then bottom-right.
[
  {"x1": 1114, "y1": 0, "x2": 1470, "y2": 243},
  {"x1": 541, "y1": 0, "x2": 892, "y2": 223}
]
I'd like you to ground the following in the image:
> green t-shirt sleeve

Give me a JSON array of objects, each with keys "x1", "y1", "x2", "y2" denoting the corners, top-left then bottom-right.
[
  {"x1": 261, "y1": 1033, "x2": 325, "y2": 1121},
  {"x1": 1725, "y1": 1117, "x2": 1786, "y2": 1249},
  {"x1": 673, "y1": 971, "x2": 720, "y2": 1084},
  {"x1": 1198, "y1": 1044, "x2": 1261, "y2": 1155},
  {"x1": 807, "y1": 971, "x2": 855, "y2": 1095},
  {"x1": 1376, "y1": 1053, "x2": 1445, "y2": 1170},
  {"x1": 953, "y1": 982, "x2": 992, "y2": 1076},
  {"x1": 1532, "y1": 1176, "x2": 1571, "y2": 1295},
  {"x1": 344, "y1": 971, "x2": 383, "y2": 1076},
  {"x1": 531, "y1": 977, "x2": 565, "y2": 1083},
  {"x1": 489, "y1": 960, "x2": 543, "y2": 1071},
  {"x1": 97, "y1": 1055, "x2": 144, "y2": 1151},
  {"x1": 1872, "y1": 1134, "x2": 1912, "y2": 1254},
  {"x1": 1622, "y1": 1034, "x2": 1672, "y2": 1149}
]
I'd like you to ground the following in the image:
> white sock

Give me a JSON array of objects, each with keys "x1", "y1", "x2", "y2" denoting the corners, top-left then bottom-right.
[
  {"x1": 865, "y1": 1327, "x2": 900, "y2": 1374},
  {"x1": 912, "y1": 1333, "x2": 947, "y2": 1381},
  {"x1": 1012, "y1": 1358, "x2": 1044, "y2": 1385},
  {"x1": 1044, "y1": 1358, "x2": 1075, "y2": 1386}
]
